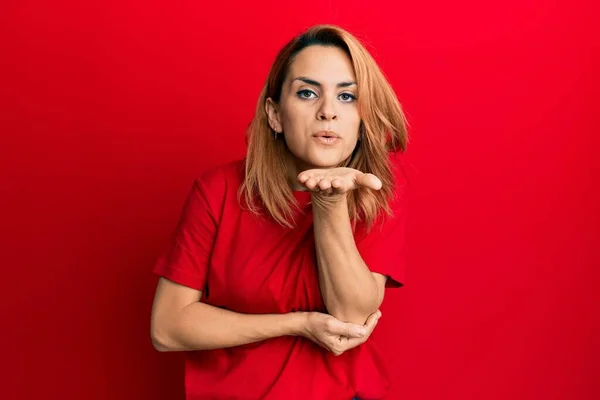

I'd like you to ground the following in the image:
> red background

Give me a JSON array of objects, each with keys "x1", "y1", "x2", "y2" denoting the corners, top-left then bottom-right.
[{"x1": 1, "y1": 1, "x2": 598, "y2": 399}]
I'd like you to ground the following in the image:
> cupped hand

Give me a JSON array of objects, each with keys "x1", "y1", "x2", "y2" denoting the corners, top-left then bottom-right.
[
  {"x1": 301, "y1": 310, "x2": 381, "y2": 356},
  {"x1": 297, "y1": 168, "x2": 382, "y2": 196}
]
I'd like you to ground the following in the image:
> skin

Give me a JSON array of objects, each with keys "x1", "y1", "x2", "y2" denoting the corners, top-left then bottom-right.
[
  {"x1": 151, "y1": 45, "x2": 386, "y2": 357},
  {"x1": 266, "y1": 45, "x2": 388, "y2": 324},
  {"x1": 266, "y1": 45, "x2": 363, "y2": 186},
  {"x1": 151, "y1": 278, "x2": 381, "y2": 355}
]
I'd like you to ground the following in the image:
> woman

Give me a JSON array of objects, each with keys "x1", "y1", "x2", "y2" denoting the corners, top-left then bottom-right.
[{"x1": 150, "y1": 24, "x2": 408, "y2": 400}]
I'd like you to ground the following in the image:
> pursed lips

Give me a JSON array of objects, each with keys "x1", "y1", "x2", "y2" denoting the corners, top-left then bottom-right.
[{"x1": 313, "y1": 130, "x2": 340, "y2": 139}]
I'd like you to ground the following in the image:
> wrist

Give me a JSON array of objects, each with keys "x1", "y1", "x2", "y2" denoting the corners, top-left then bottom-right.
[
  {"x1": 287, "y1": 311, "x2": 310, "y2": 337},
  {"x1": 311, "y1": 193, "x2": 348, "y2": 212}
]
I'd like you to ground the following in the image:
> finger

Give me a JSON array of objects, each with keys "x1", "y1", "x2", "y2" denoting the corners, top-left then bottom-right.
[
  {"x1": 297, "y1": 172, "x2": 311, "y2": 184},
  {"x1": 340, "y1": 320, "x2": 379, "y2": 350},
  {"x1": 355, "y1": 173, "x2": 382, "y2": 190},
  {"x1": 305, "y1": 177, "x2": 321, "y2": 191},
  {"x1": 327, "y1": 319, "x2": 367, "y2": 338},
  {"x1": 298, "y1": 169, "x2": 322, "y2": 184},
  {"x1": 331, "y1": 179, "x2": 343, "y2": 190},
  {"x1": 329, "y1": 336, "x2": 352, "y2": 356},
  {"x1": 332, "y1": 178, "x2": 354, "y2": 194},
  {"x1": 318, "y1": 178, "x2": 332, "y2": 191},
  {"x1": 363, "y1": 310, "x2": 382, "y2": 334},
  {"x1": 330, "y1": 178, "x2": 348, "y2": 194},
  {"x1": 340, "y1": 310, "x2": 381, "y2": 351}
]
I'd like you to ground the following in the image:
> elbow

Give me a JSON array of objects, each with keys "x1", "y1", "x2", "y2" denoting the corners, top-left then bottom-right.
[
  {"x1": 151, "y1": 321, "x2": 175, "y2": 352},
  {"x1": 331, "y1": 311, "x2": 369, "y2": 325},
  {"x1": 151, "y1": 334, "x2": 170, "y2": 352},
  {"x1": 327, "y1": 290, "x2": 383, "y2": 325},
  {"x1": 328, "y1": 303, "x2": 380, "y2": 325},
  {"x1": 327, "y1": 273, "x2": 386, "y2": 324}
]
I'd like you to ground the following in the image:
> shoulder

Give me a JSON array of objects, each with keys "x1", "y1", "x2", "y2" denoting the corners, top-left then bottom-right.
[
  {"x1": 194, "y1": 159, "x2": 245, "y2": 195},
  {"x1": 189, "y1": 159, "x2": 245, "y2": 221}
]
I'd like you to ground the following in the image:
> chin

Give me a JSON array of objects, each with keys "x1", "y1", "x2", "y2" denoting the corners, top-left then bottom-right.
[{"x1": 304, "y1": 153, "x2": 349, "y2": 169}]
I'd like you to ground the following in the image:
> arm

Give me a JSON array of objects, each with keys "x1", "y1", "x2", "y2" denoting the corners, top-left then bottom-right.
[
  {"x1": 150, "y1": 178, "x2": 303, "y2": 351},
  {"x1": 151, "y1": 277, "x2": 306, "y2": 351},
  {"x1": 299, "y1": 167, "x2": 407, "y2": 325},
  {"x1": 312, "y1": 196, "x2": 386, "y2": 325},
  {"x1": 150, "y1": 277, "x2": 375, "y2": 352},
  {"x1": 151, "y1": 178, "x2": 378, "y2": 353}
]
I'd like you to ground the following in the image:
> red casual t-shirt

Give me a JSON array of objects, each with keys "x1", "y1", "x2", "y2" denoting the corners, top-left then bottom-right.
[{"x1": 154, "y1": 154, "x2": 407, "y2": 400}]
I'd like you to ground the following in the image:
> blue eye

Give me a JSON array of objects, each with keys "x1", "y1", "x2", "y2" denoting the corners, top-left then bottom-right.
[{"x1": 297, "y1": 89, "x2": 317, "y2": 99}]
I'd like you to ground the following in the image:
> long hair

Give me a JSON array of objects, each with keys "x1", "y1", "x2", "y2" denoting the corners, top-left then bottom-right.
[{"x1": 240, "y1": 24, "x2": 409, "y2": 229}]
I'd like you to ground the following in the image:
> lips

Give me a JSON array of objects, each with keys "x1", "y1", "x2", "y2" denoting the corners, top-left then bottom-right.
[
  {"x1": 312, "y1": 130, "x2": 341, "y2": 145},
  {"x1": 313, "y1": 130, "x2": 339, "y2": 139}
]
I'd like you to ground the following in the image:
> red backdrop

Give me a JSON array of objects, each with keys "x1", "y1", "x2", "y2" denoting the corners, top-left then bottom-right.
[{"x1": 1, "y1": 1, "x2": 598, "y2": 399}]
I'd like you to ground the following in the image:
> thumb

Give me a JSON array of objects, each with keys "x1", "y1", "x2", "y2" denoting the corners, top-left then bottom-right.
[
  {"x1": 345, "y1": 322, "x2": 368, "y2": 338},
  {"x1": 364, "y1": 309, "x2": 382, "y2": 331},
  {"x1": 331, "y1": 320, "x2": 368, "y2": 338},
  {"x1": 355, "y1": 173, "x2": 382, "y2": 190}
]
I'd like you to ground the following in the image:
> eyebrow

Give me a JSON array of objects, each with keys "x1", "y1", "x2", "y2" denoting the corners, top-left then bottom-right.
[{"x1": 292, "y1": 76, "x2": 357, "y2": 88}]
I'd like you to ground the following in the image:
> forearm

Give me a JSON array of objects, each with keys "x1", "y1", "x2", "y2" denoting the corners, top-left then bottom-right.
[
  {"x1": 312, "y1": 196, "x2": 382, "y2": 324},
  {"x1": 152, "y1": 301, "x2": 306, "y2": 352}
]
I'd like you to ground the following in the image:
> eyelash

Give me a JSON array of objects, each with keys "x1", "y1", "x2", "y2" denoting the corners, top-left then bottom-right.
[{"x1": 297, "y1": 89, "x2": 357, "y2": 103}]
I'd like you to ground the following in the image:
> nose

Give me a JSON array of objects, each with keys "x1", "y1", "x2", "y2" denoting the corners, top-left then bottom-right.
[{"x1": 317, "y1": 96, "x2": 337, "y2": 121}]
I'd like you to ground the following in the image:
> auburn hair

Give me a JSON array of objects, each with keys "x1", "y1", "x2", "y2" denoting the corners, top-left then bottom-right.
[{"x1": 239, "y1": 24, "x2": 408, "y2": 228}]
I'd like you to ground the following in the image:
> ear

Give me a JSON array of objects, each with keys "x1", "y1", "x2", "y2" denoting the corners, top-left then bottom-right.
[{"x1": 265, "y1": 98, "x2": 283, "y2": 133}]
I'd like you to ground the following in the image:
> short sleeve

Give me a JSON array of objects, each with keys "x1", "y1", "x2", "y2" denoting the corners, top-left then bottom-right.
[
  {"x1": 355, "y1": 166, "x2": 408, "y2": 289},
  {"x1": 153, "y1": 179, "x2": 217, "y2": 291}
]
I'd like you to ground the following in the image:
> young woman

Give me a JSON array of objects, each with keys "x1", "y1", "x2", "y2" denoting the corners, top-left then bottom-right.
[{"x1": 150, "y1": 24, "x2": 409, "y2": 400}]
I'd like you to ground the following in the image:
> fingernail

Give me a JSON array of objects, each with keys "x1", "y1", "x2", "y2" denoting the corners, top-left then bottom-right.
[{"x1": 359, "y1": 327, "x2": 367, "y2": 336}]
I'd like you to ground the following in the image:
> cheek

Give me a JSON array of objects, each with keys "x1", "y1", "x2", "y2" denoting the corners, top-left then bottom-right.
[
  {"x1": 344, "y1": 110, "x2": 361, "y2": 139},
  {"x1": 281, "y1": 103, "x2": 311, "y2": 133}
]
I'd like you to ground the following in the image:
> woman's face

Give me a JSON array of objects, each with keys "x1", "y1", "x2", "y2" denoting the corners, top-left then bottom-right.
[{"x1": 267, "y1": 45, "x2": 361, "y2": 174}]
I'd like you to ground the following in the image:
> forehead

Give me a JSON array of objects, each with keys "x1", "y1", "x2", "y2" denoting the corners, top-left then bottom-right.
[{"x1": 287, "y1": 45, "x2": 356, "y2": 84}]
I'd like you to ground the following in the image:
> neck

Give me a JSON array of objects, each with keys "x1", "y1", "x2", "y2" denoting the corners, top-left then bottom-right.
[{"x1": 285, "y1": 154, "x2": 309, "y2": 191}]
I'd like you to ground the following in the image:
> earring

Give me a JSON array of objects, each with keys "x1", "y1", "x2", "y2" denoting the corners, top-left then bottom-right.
[{"x1": 273, "y1": 130, "x2": 282, "y2": 139}]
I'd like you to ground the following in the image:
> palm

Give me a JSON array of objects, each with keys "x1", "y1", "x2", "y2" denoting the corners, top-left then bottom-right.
[{"x1": 297, "y1": 167, "x2": 382, "y2": 195}]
